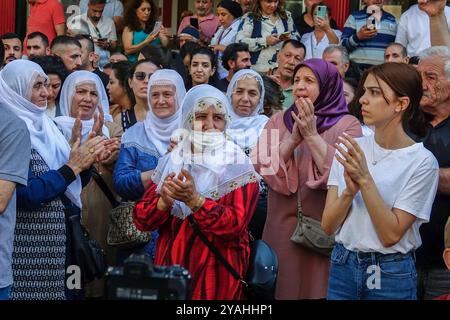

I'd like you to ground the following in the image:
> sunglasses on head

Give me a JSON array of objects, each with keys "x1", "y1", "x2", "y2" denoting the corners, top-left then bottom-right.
[{"x1": 134, "y1": 71, "x2": 152, "y2": 81}]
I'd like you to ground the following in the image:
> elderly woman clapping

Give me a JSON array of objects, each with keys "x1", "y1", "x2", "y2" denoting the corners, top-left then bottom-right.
[{"x1": 0, "y1": 60, "x2": 106, "y2": 300}]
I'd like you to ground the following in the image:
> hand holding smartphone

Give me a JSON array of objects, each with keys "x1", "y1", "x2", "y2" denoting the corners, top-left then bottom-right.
[
  {"x1": 316, "y1": 5, "x2": 328, "y2": 19},
  {"x1": 190, "y1": 17, "x2": 199, "y2": 30}
]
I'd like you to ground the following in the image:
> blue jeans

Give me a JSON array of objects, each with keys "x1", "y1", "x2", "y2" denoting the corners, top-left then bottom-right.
[
  {"x1": 0, "y1": 286, "x2": 11, "y2": 300},
  {"x1": 327, "y1": 243, "x2": 417, "y2": 300}
]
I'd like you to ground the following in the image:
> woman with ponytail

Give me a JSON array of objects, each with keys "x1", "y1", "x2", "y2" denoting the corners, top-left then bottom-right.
[{"x1": 322, "y1": 62, "x2": 439, "y2": 300}]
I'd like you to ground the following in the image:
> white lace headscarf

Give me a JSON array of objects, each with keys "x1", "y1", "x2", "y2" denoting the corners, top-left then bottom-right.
[{"x1": 0, "y1": 60, "x2": 82, "y2": 208}]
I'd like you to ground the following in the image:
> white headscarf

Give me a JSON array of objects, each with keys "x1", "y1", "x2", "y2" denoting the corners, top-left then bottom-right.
[
  {"x1": 152, "y1": 84, "x2": 259, "y2": 219},
  {"x1": 0, "y1": 60, "x2": 82, "y2": 208},
  {"x1": 121, "y1": 69, "x2": 186, "y2": 157},
  {"x1": 226, "y1": 69, "x2": 269, "y2": 151},
  {"x1": 54, "y1": 71, "x2": 111, "y2": 143}
]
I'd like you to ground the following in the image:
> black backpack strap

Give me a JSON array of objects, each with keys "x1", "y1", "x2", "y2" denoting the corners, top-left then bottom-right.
[
  {"x1": 250, "y1": 15, "x2": 263, "y2": 65},
  {"x1": 91, "y1": 169, "x2": 120, "y2": 208},
  {"x1": 187, "y1": 215, "x2": 246, "y2": 285}
]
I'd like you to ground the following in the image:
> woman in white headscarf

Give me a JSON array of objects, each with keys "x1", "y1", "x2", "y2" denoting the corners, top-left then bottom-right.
[
  {"x1": 226, "y1": 69, "x2": 269, "y2": 240},
  {"x1": 54, "y1": 70, "x2": 114, "y2": 143},
  {"x1": 133, "y1": 84, "x2": 260, "y2": 300},
  {"x1": 226, "y1": 68, "x2": 268, "y2": 155},
  {"x1": 53, "y1": 70, "x2": 123, "y2": 298},
  {"x1": 113, "y1": 69, "x2": 186, "y2": 262},
  {"x1": 0, "y1": 60, "x2": 105, "y2": 300}
]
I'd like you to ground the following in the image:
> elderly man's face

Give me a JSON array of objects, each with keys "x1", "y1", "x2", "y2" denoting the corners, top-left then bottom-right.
[
  {"x1": 417, "y1": 56, "x2": 450, "y2": 114},
  {"x1": 195, "y1": 0, "x2": 213, "y2": 17}
]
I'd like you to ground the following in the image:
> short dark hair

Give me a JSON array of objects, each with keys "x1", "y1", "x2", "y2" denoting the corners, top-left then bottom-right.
[
  {"x1": 0, "y1": 32, "x2": 21, "y2": 42},
  {"x1": 222, "y1": 42, "x2": 249, "y2": 71},
  {"x1": 261, "y1": 74, "x2": 284, "y2": 117},
  {"x1": 89, "y1": 0, "x2": 107, "y2": 4},
  {"x1": 51, "y1": 35, "x2": 82, "y2": 51},
  {"x1": 0, "y1": 43, "x2": 4, "y2": 67},
  {"x1": 27, "y1": 32, "x2": 49, "y2": 47},
  {"x1": 281, "y1": 39, "x2": 305, "y2": 53},
  {"x1": 386, "y1": 42, "x2": 408, "y2": 57},
  {"x1": 74, "y1": 34, "x2": 95, "y2": 53},
  {"x1": 139, "y1": 44, "x2": 170, "y2": 68},
  {"x1": 0, "y1": 32, "x2": 22, "y2": 50},
  {"x1": 180, "y1": 41, "x2": 201, "y2": 60},
  {"x1": 103, "y1": 62, "x2": 112, "y2": 70}
]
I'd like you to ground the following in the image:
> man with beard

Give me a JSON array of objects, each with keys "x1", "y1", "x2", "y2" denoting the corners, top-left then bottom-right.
[
  {"x1": 51, "y1": 36, "x2": 83, "y2": 72},
  {"x1": 1, "y1": 33, "x2": 23, "y2": 65},
  {"x1": 67, "y1": 0, "x2": 117, "y2": 68},
  {"x1": 177, "y1": 0, "x2": 219, "y2": 46},
  {"x1": 216, "y1": 42, "x2": 251, "y2": 92},
  {"x1": 26, "y1": 32, "x2": 50, "y2": 59},
  {"x1": 268, "y1": 40, "x2": 305, "y2": 109},
  {"x1": 74, "y1": 34, "x2": 110, "y2": 93},
  {"x1": 414, "y1": 46, "x2": 450, "y2": 300}
]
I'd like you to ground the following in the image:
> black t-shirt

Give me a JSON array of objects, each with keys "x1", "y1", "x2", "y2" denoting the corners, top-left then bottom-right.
[
  {"x1": 93, "y1": 68, "x2": 110, "y2": 103},
  {"x1": 295, "y1": 12, "x2": 338, "y2": 37},
  {"x1": 216, "y1": 78, "x2": 230, "y2": 93},
  {"x1": 412, "y1": 117, "x2": 450, "y2": 268}
]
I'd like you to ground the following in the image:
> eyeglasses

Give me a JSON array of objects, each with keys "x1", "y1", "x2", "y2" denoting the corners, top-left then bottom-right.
[{"x1": 134, "y1": 71, "x2": 152, "y2": 81}]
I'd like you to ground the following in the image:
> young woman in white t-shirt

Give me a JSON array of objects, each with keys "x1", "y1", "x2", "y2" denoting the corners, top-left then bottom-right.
[{"x1": 322, "y1": 63, "x2": 439, "y2": 300}]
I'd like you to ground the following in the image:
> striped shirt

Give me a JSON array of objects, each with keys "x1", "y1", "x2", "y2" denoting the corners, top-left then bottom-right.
[{"x1": 341, "y1": 8, "x2": 397, "y2": 66}]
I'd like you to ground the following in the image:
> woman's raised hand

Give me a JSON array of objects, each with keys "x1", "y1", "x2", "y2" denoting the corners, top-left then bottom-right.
[
  {"x1": 69, "y1": 112, "x2": 82, "y2": 148},
  {"x1": 67, "y1": 136, "x2": 106, "y2": 175}
]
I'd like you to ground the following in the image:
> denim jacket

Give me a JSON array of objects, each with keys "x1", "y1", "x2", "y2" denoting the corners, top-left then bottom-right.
[{"x1": 112, "y1": 145, "x2": 159, "y2": 201}]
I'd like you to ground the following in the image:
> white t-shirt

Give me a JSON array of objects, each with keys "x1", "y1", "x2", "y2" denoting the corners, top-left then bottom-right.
[
  {"x1": 327, "y1": 134, "x2": 439, "y2": 254},
  {"x1": 395, "y1": 4, "x2": 450, "y2": 57}
]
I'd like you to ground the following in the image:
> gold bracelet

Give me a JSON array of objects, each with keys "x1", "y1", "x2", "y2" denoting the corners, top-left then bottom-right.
[{"x1": 190, "y1": 195, "x2": 204, "y2": 212}]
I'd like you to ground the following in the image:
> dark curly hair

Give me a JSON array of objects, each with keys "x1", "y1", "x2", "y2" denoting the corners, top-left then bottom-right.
[{"x1": 124, "y1": 0, "x2": 158, "y2": 33}]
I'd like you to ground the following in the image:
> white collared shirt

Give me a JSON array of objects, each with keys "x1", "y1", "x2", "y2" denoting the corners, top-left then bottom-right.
[
  {"x1": 396, "y1": 4, "x2": 450, "y2": 57},
  {"x1": 301, "y1": 29, "x2": 342, "y2": 60},
  {"x1": 211, "y1": 19, "x2": 241, "y2": 79}
]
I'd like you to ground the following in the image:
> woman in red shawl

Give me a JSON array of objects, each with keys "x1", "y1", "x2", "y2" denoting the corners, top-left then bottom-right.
[
  {"x1": 133, "y1": 84, "x2": 259, "y2": 300},
  {"x1": 252, "y1": 59, "x2": 362, "y2": 299}
]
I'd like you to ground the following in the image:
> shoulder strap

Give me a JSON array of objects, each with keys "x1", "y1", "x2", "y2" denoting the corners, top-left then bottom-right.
[
  {"x1": 187, "y1": 215, "x2": 245, "y2": 284},
  {"x1": 294, "y1": 149, "x2": 304, "y2": 219},
  {"x1": 250, "y1": 17, "x2": 263, "y2": 65},
  {"x1": 91, "y1": 169, "x2": 120, "y2": 208}
]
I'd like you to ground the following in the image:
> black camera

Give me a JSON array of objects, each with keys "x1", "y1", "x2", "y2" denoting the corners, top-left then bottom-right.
[{"x1": 105, "y1": 254, "x2": 192, "y2": 300}]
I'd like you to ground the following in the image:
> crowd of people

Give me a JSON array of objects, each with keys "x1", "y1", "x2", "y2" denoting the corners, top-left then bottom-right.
[{"x1": 0, "y1": 0, "x2": 449, "y2": 301}]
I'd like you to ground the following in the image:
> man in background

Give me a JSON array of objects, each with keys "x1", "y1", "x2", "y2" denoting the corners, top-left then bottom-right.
[
  {"x1": 216, "y1": 42, "x2": 251, "y2": 92},
  {"x1": 51, "y1": 35, "x2": 82, "y2": 72},
  {"x1": 1, "y1": 33, "x2": 23, "y2": 65},
  {"x1": 26, "y1": 0, "x2": 66, "y2": 48},
  {"x1": 384, "y1": 42, "x2": 409, "y2": 63},
  {"x1": 26, "y1": 32, "x2": 50, "y2": 59}
]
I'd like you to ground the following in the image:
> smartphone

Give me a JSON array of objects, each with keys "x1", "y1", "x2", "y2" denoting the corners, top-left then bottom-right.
[
  {"x1": 366, "y1": 16, "x2": 376, "y2": 30},
  {"x1": 190, "y1": 17, "x2": 199, "y2": 30},
  {"x1": 149, "y1": 21, "x2": 162, "y2": 36},
  {"x1": 279, "y1": 31, "x2": 291, "y2": 39},
  {"x1": 97, "y1": 38, "x2": 107, "y2": 42},
  {"x1": 316, "y1": 5, "x2": 327, "y2": 19}
]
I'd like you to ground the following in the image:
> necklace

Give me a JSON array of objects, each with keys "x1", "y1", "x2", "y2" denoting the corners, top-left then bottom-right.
[{"x1": 372, "y1": 139, "x2": 393, "y2": 165}]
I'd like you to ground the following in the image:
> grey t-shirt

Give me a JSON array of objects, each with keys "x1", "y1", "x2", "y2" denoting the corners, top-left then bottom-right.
[{"x1": 0, "y1": 105, "x2": 31, "y2": 288}]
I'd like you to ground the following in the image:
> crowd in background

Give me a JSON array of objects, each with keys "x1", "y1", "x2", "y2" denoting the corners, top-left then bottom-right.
[{"x1": 0, "y1": 0, "x2": 449, "y2": 301}]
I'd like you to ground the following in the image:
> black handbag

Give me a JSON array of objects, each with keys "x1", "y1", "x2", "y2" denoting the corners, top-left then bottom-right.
[
  {"x1": 187, "y1": 215, "x2": 278, "y2": 300},
  {"x1": 66, "y1": 213, "x2": 107, "y2": 284}
]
